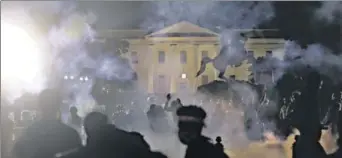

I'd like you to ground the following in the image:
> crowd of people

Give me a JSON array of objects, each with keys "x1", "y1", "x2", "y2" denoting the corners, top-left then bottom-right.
[
  {"x1": 1, "y1": 86, "x2": 342, "y2": 158},
  {"x1": 2, "y1": 89, "x2": 228, "y2": 158}
]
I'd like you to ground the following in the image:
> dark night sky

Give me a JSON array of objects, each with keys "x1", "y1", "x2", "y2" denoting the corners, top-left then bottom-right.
[
  {"x1": 1, "y1": 1, "x2": 149, "y2": 29},
  {"x1": 78, "y1": 1, "x2": 341, "y2": 53},
  {"x1": 1, "y1": 1, "x2": 341, "y2": 53},
  {"x1": 76, "y1": 1, "x2": 149, "y2": 29}
]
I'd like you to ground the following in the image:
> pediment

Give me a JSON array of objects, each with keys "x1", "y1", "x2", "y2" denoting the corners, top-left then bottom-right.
[{"x1": 146, "y1": 21, "x2": 218, "y2": 38}]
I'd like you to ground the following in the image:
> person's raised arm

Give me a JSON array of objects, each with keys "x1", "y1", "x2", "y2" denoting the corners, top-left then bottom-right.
[{"x1": 164, "y1": 93, "x2": 172, "y2": 111}]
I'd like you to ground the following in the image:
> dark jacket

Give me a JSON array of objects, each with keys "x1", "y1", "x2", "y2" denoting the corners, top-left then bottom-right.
[
  {"x1": 13, "y1": 120, "x2": 82, "y2": 158},
  {"x1": 185, "y1": 136, "x2": 229, "y2": 158},
  {"x1": 61, "y1": 125, "x2": 152, "y2": 158}
]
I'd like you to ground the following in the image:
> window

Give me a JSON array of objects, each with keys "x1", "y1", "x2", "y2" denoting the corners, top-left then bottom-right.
[
  {"x1": 201, "y1": 75, "x2": 209, "y2": 85},
  {"x1": 158, "y1": 75, "x2": 165, "y2": 80},
  {"x1": 154, "y1": 75, "x2": 170, "y2": 94},
  {"x1": 131, "y1": 51, "x2": 138, "y2": 64},
  {"x1": 158, "y1": 51, "x2": 165, "y2": 63},
  {"x1": 201, "y1": 51, "x2": 208, "y2": 59},
  {"x1": 180, "y1": 51, "x2": 187, "y2": 64}
]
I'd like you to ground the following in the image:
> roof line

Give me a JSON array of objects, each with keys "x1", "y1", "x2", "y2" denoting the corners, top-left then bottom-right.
[{"x1": 145, "y1": 21, "x2": 219, "y2": 38}]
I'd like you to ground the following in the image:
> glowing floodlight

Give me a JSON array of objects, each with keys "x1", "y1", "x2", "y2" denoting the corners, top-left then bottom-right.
[{"x1": 1, "y1": 21, "x2": 45, "y2": 96}]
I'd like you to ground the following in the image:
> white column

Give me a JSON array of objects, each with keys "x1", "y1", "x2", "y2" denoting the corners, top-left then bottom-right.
[
  {"x1": 170, "y1": 44, "x2": 177, "y2": 94},
  {"x1": 148, "y1": 44, "x2": 154, "y2": 94},
  {"x1": 193, "y1": 44, "x2": 199, "y2": 91},
  {"x1": 214, "y1": 44, "x2": 220, "y2": 80}
]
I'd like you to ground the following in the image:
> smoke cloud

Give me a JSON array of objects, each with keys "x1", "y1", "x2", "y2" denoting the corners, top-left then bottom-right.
[
  {"x1": 2, "y1": 1, "x2": 340, "y2": 157},
  {"x1": 44, "y1": 3, "x2": 138, "y2": 119},
  {"x1": 1, "y1": 1, "x2": 137, "y2": 115},
  {"x1": 315, "y1": 1, "x2": 342, "y2": 23},
  {"x1": 141, "y1": 1, "x2": 274, "y2": 32},
  {"x1": 140, "y1": 2, "x2": 340, "y2": 155},
  {"x1": 139, "y1": 1, "x2": 280, "y2": 155}
]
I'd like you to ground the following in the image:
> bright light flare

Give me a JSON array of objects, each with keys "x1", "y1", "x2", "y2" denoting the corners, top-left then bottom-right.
[
  {"x1": 1, "y1": 21, "x2": 45, "y2": 98},
  {"x1": 181, "y1": 73, "x2": 187, "y2": 79}
]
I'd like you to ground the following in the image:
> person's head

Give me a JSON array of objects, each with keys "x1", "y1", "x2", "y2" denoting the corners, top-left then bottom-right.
[
  {"x1": 69, "y1": 106, "x2": 78, "y2": 116},
  {"x1": 38, "y1": 89, "x2": 62, "y2": 120},
  {"x1": 166, "y1": 93, "x2": 171, "y2": 100},
  {"x1": 216, "y1": 136, "x2": 222, "y2": 143},
  {"x1": 84, "y1": 112, "x2": 108, "y2": 137},
  {"x1": 176, "y1": 105, "x2": 206, "y2": 145},
  {"x1": 176, "y1": 98, "x2": 181, "y2": 104}
]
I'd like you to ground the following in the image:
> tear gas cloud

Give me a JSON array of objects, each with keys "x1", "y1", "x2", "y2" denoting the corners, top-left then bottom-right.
[
  {"x1": 141, "y1": 1, "x2": 274, "y2": 31},
  {"x1": 142, "y1": 1, "x2": 342, "y2": 151},
  {"x1": 2, "y1": 1, "x2": 341, "y2": 157},
  {"x1": 1, "y1": 2, "x2": 136, "y2": 114},
  {"x1": 142, "y1": 1, "x2": 279, "y2": 153},
  {"x1": 315, "y1": 1, "x2": 342, "y2": 23},
  {"x1": 45, "y1": 3, "x2": 138, "y2": 119}
]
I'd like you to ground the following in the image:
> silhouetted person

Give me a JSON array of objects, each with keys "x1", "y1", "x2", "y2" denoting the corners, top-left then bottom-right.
[
  {"x1": 215, "y1": 136, "x2": 224, "y2": 151},
  {"x1": 13, "y1": 89, "x2": 82, "y2": 158},
  {"x1": 166, "y1": 93, "x2": 172, "y2": 104},
  {"x1": 80, "y1": 123, "x2": 154, "y2": 158},
  {"x1": 176, "y1": 105, "x2": 229, "y2": 158},
  {"x1": 84, "y1": 112, "x2": 109, "y2": 143},
  {"x1": 59, "y1": 112, "x2": 110, "y2": 158},
  {"x1": 62, "y1": 111, "x2": 156, "y2": 158},
  {"x1": 147, "y1": 104, "x2": 169, "y2": 133},
  {"x1": 68, "y1": 106, "x2": 82, "y2": 129},
  {"x1": 164, "y1": 94, "x2": 183, "y2": 123}
]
